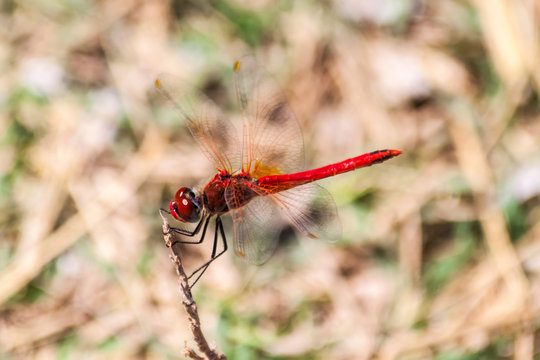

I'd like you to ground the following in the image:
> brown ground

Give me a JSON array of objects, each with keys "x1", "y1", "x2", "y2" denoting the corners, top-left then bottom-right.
[{"x1": 1, "y1": 0, "x2": 540, "y2": 359}]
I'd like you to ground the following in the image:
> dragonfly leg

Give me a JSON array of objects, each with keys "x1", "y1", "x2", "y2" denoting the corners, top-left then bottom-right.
[
  {"x1": 172, "y1": 217, "x2": 210, "y2": 248},
  {"x1": 187, "y1": 216, "x2": 228, "y2": 289},
  {"x1": 160, "y1": 208, "x2": 208, "y2": 239}
]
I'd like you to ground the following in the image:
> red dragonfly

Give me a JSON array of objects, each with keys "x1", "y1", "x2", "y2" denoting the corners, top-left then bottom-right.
[{"x1": 157, "y1": 57, "x2": 401, "y2": 288}]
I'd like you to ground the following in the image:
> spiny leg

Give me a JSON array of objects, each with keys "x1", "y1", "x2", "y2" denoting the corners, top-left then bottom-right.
[
  {"x1": 160, "y1": 208, "x2": 210, "y2": 246},
  {"x1": 187, "y1": 216, "x2": 228, "y2": 289}
]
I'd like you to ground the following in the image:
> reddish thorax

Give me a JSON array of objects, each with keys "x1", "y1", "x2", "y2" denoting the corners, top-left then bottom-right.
[{"x1": 203, "y1": 172, "x2": 259, "y2": 215}]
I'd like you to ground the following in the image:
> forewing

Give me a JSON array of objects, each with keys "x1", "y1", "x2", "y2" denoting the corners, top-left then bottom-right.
[
  {"x1": 262, "y1": 183, "x2": 342, "y2": 242},
  {"x1": 155, "y1": 74, "x2": 240, "y2": 173},
  {"x1": 234, "y1": 56, "x2": 304, "y2": 177},
  {"x1": 225, "y1": 186, "x2": 284, "y2": 264}
]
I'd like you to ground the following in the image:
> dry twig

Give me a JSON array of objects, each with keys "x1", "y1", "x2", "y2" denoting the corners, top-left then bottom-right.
[{"x1": 160, "y1": 210, "x2": 227, "y2": 360}]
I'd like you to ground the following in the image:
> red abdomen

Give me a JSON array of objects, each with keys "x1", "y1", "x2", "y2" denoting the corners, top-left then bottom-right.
[{"x1": 257, "y1": 149, "x2": 401, "y2": 190}]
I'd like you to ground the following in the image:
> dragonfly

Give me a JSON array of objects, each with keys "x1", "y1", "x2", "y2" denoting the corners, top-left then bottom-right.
[{"x1": 157, "y1": 57, "x2": 401, "y2": 288}]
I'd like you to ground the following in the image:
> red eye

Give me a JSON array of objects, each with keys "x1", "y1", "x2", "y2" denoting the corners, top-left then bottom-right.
[{"x1": 170, "y1": 187, "x2": 200, "y2": 223}]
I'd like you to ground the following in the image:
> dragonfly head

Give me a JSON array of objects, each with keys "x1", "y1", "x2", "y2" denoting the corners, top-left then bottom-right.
[{"x1": 170, "y1": 187, "x2": 201, "y2": 223}]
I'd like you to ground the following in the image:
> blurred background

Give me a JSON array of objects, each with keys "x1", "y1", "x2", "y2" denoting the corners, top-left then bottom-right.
[{"x1": 1, "y1": 0, "x2": 540, "y2": 359}]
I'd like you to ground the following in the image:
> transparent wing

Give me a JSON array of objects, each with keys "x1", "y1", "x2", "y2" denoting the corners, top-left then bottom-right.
[
  {"x1": 155, "y1": 74, "x2": 240, "y2": 173},
  {"x1": 267, "y1": 183, "x2": 342, "y2": 242},
  {"x1": 225, "y1": 180, "x2": 341, "y2": 264},
  {"x1": 225, "y1": 185, "x2": 284, "y2": 264},
  {"x1": 233, "y1": 56, "x2": 304, "y2": 177}
]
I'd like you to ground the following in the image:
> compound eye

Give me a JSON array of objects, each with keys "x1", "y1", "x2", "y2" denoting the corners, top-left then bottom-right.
[{"x1": 169, "y1": 187, "x2": 200, "y2": 223}]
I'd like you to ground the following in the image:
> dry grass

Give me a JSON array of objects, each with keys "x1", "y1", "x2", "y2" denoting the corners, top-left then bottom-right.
[{"x1": 1, "y1": 0, "x2": 540, "y2": 359}]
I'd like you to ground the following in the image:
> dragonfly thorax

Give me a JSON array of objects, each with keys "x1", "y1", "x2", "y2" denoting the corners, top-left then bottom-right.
[{"x1": 202, "y1": 172, "x2": 259, "y2": 216}]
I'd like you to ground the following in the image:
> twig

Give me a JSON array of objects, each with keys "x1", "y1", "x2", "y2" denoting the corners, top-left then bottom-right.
[{"x1": 160, "y1": 210, "x2": 227, "y2": 360}]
